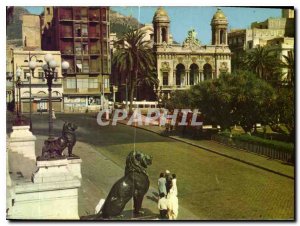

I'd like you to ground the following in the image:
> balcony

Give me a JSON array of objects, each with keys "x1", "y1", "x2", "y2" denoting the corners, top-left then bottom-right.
[
  {"x1": 160, "y1": 85, "x2": 190, "y2": 90},
  {"x1": 89, "y1": 33, "x2": 100, "y2": 39},
  {"x1": 61, "y1": 49, "x2": 74, "y2": 55},
  {"x1": 90, "y1": 50, "x2": 100, "y2": 55},
  {"x1": 89, "y1": 16, "x2": 100, "y2": 22},
  {"x1": 63, "y1": 88, "x2": 78, "y2": 94}
]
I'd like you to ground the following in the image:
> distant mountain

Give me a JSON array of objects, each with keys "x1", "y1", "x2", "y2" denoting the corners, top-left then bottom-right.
[
  {"x1": 110, "y1": 9, "x2": 144, "y2": 38},
  {"x1": 6, "y1": 7, "x2": 29, "y2": 44}
]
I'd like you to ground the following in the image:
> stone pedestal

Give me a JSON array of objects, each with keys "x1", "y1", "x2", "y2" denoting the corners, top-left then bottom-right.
[
  {"x1": 68, "y1": 158, "x2": 82, "y2": 179},
  {"x1": 9, "y1": 126, "x2": 36, "y2": 161},
  {"x1": 8, "y1": 158, "x2": 82, "y2": 220}
]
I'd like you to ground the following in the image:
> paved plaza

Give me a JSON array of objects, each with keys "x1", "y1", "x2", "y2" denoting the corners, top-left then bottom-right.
[{"x1": 7, "y1": 112, "x2": 294, "y2": 220}]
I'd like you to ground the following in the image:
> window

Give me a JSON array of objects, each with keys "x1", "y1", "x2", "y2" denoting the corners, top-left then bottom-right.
[
  {"x1": 163, "y1": 72, "x2": 168, "y2": 86},
  {"x1": 82, "y1": 24, "x2": 88, "y2": 37},
  {"x1": 102, "y1": 42, "x2": 107, "y2": 54},
  {"x1": 101, "y1": 9, "x2": 106, "y2": 21},
  {"x1": 88, "y1": 78, "x2": 98, "y2": 88},
  {"x1": 23, "y1": 69, "x2": 30, "y2": 80},
  {"x1": 83, "y1": 59, "x2": 89, "y2": 73},
  {"x1": 38, "y1": 71, "x2": 44, "y2": 79},
  {"x1": 82, "y1": 43, "x2": 88, "y2": 54},
  {"x1": 248, "y1": 41, "x2": 253, "y2": 49},
  {"x1": 75, "y1": 42, "x2": 82, "y2": 55},
  {"x1": 75, "y1": 24, "x2": 81, "y2": 37},
  {"x1": 47, "y1": 7, "x2": 50, "y2": 14},
  {"x1": 67, "y1": 78, "x2": 76, "y2": 88},
  {"x1": 104, "y1": 78, "x2": 109, "y2": 89},
  {"x1": 102, "y1": 26, "x2": 107, "y2": 37},
  {"x1": 81, "y1": 8, "x2": 88, "y2": 20},
  {"x1": 102, "y1": 59, "x2": 108, "y2": 73},
  {"x1": 76, "y1": 59, "x2": 82, "y2": 73},
  {"x1": 77, "y1": 78, "x2": 88, "y2": 89}
]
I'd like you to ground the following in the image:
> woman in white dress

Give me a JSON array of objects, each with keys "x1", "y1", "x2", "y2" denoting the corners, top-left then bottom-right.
[
  {"x1": 171, "y1": 174, "x2": 178, "y2": 197},
  {"x1": 167, "y1": 184, "x2": 178, "y2": 220}
]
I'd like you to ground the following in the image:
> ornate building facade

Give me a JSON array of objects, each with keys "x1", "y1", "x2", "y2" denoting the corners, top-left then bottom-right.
[{"x1": 153, "y1": 7, "x2": 231, "y2": 98}]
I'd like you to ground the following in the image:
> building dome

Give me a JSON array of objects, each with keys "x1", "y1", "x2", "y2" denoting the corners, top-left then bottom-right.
[
  {"x1": 153, "y1": 7, "x2": 170, "y2": 22},
  {"x1": 212, "y1": 8, "x2": 227, "y2": 20}
]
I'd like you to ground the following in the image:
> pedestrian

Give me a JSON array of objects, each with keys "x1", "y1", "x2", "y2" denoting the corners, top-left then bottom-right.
[
  {"x1": 167, "y1": 185, "x2": 178, "y2": 220},
  {"x1": 171, "y1": 174, "x2": 178, "y2": 197},
  {"x1": 157, "y1": 192, "x2": 168, "y2": 220},
  {"x1": 158, "y1": 173, "x2": 167, "y2": 197},
  {"x1": 165, "y1": 170, "x2": 173, "y2": 194}
]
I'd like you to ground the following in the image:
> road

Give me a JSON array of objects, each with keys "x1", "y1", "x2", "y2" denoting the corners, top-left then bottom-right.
[{"x1": 7, "y1": 113, "x2": 294, "y2": 220}]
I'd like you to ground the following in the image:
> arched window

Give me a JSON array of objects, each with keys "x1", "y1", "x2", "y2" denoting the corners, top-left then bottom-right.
[
  {"x1": 22, "y1": 91, "x2": 30, "y2": 97},
  {"x1": 220, "y1": 30, "x2": 225, "y2": 44},
  {"x1": 52, "y1": 91, "x2": 60, "y2": 96},
  {"x1": 176, "y1": 64, "x2": 185, "y2": 86},
  {"x1": 203, "y1": 64, "x2": 212, "y2": 80},
  {"x1": 189, "y1": 64, "x2": 199, "y2": 85},
  {"x1": 161, "y1": 27, "x2": 167, "y2": 43},
  {"x1": 162, "y1": 72, "x2": 168, "y2": 86},
  {"x1": 37, "y1": 91, "x2": 47, "y2": 96}
]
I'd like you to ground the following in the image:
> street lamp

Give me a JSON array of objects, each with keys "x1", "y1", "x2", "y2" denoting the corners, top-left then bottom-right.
[
  {"x1": 15, "y1": 68, "x2": 22, "y2": 118},
  {"x1": 40, "y1": 53, "x2": 57, "y2": 140},
  {"x1": 43, "y1": 55, "x2": 69, "y2": 141},
  {"x1": 26, "y1": 53, "x2": 43, "y2": 131}
]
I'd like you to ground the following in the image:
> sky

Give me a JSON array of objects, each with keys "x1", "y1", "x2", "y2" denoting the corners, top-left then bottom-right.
[{"x1": 25, "y1": 6, "x2": 281, "y2": 45}]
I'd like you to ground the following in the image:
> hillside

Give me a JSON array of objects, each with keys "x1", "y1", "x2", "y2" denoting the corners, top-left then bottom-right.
[{"x1": 110, "y1": 9, "x2": 144, "y2": 38}]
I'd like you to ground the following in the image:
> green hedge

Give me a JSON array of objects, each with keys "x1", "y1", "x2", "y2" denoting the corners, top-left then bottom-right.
[{"x1": 219, "y1": 132, "x2": 294, "y2": 154}]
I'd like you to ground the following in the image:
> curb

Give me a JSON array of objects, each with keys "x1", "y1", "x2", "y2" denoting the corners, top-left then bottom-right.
[{"x1": 118, "y1": 122, "x2": 294, "y2": 180}]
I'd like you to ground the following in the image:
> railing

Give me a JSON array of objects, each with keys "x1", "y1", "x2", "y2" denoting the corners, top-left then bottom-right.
[{"x1": 211, "y1": 134, "x2": 293, "y2": 163}]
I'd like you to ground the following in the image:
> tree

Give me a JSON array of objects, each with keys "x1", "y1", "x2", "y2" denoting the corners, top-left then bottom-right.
[
  {"x1": 271, "y1": 86, "x2": 294, "y2": 142},
  {"x1": 164, "y1": 90, "x2": 192, "y2": 110},
  {"x1": 231, "y1": 71, "x2": 276, "y2": 133},
  {"x1": 189, "y1": 71, "x2": 276, "y2": 133},
  {"x1": 112, "y1": 28, "x2": 156, "y2": 112},
  {"x1": 244, "y1": 46, "x2": 280, "y2": 81},
  {"x1": 190, "y1": 75, "x2": 235, "y2": 131},
  {"x1": 280, "y1": 50, "x2": 294, "y2": 86}
]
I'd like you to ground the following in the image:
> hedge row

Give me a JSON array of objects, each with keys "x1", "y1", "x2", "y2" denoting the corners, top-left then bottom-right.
[{"x1": 219, "y1": 132, "x2": 294, "y2": 154}]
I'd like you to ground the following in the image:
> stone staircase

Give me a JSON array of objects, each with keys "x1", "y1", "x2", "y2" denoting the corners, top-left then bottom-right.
[{"x1": 8, "y1": 150, "x2": 37, "y2": 181}]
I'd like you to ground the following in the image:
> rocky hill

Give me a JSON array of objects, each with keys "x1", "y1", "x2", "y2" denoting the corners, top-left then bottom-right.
[{"x1": 110, "y1": 9, "x2": 144, "y2": 38}]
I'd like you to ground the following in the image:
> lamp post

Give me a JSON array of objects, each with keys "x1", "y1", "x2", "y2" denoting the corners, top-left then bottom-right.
[
  {"x1": 27, "y1": 54, "x2": 43, "y2": 131},
  {"x1": 41, "y1": 54, "x2": 57, "y2": 140},
  {"x1": 15, "y1": 68, "x2": 22, "y2": 118}
]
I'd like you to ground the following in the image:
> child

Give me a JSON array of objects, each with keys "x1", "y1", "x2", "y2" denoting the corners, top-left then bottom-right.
[{"x1": 158, "y1": 193, "x2": 168, "y2": 219}]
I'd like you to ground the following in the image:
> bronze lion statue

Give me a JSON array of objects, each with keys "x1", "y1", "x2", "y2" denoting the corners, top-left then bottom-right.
[
  {"x1": 94, "y1": 151, "x2": 152, "y2": 219},
  {"x1": 40, "y1": 122, "x2": 78, "y2": 159}
]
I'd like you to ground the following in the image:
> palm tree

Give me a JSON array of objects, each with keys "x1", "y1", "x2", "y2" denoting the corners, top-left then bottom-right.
[
  {"x1": 280, "y1": 50, "x2": 294, "y2": 86},
  {"x1": 112, "y1": 28, "x2": 156, "y2": 112},
  {"x1": 244, "y1": 45, "x2": 279, "y2": 81}
]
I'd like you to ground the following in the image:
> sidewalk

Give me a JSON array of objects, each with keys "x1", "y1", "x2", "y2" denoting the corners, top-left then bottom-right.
[{"x1": 120, "y1": 122, "x2": 294, "y2": 179}]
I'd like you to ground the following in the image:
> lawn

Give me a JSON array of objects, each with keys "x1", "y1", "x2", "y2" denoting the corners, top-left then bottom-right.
[{"x1": 56, "y1": 114, "x2": 294, "y2": 220}]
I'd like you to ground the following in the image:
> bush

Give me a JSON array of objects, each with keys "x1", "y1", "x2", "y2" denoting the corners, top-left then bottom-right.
[{"x1": 219, "y1": 132, "x2": 294, "y2": 154}]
